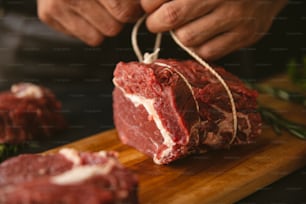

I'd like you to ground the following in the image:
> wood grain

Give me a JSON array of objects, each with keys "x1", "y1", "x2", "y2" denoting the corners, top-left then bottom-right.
[{"x1": 47, "y1": 74, "x2": 306, "y2": 204}]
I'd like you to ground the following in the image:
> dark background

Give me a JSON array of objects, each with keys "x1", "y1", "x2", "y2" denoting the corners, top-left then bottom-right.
[{"x1": 0, "y1": 0, "x2": 305, "y2": 203}]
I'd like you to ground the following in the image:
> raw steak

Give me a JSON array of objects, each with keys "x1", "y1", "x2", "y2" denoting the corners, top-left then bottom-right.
[
  {"x1": 0, "y1": 148, "x2": 138, "y2": 204},
  {"x1": 0, "y1": 83, "x2": 66, "y2": 144},
  {"x1": 113, "y1": 59, "x2": 262, "y2": 164}
]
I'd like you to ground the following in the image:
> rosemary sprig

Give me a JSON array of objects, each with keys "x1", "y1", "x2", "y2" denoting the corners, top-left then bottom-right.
[
  {"x1": 246, "y1": 81, "x2": 306, "y2": 140},
  {"x1": 0, "y1": 141, "x2": 41, "y2": 162},
  {"x1": 287, "y1": 55, "x2": 306, "y2": 90},
  {"x1": 0, "y1": 143, "x2": 21, "y2": 162},
  {"x1": 252, "y1": 84, "x2": 306, "y2": 107},
  {"x1": 258, "y1": 106, "x2": 306, "y2": 140}
]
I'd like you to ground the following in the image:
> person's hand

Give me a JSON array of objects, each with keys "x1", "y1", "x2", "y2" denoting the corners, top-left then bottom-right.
[
  {"x1": 141, "y1": 0, "x2": 288, "y2": 60},
  {"x1": 37, "y1": 0, "x2": 143, "y2": 46}
]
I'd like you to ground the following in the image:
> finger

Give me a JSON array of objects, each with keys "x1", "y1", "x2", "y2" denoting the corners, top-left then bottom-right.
[
  {"x1": 194, "y1": 31, "x2": 245, "y2": 61},
  {"x1": 37, "y1": 3, "x2": 73, "y2": 37},
  {"x1": 68, "y1": 0, "x2": 123, "y2": 37},
  {"x1": 44, "y1": 17, "x2": 74, "y2": 37},
  {"x1": 53, "y1": 8, "x2": 104, "y2": 46},
  {"x1": 99, "y1": 0, "x2": 143, "y2": 23},
  {"x1": 146, "y1": 0, "x2": 221, "y2": 33},
  {"x1": 141, "y1": 0, "x2": 168, "y2": 13},
  {"x1": 174, "y1": 7, "x2": 236, "y2": 47}
]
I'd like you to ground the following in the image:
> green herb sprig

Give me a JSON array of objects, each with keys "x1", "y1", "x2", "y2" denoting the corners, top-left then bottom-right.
[
  {"x1": 252, "y1": 84, "x2": 306, "y2": 107},
  {"x1": 0, "y1": 141, "x2": 41, "y2": 162},
  {"x1": 287, "y1": 56, "x2": 306, "y2": 90},
  {"x1": 0, "y1": 144, "x2": 21, "y2": 162},
  {"x1": 259, "y1": 106, "x2": 306, "y2": 140},
  {"x1": 246, "y1": 81, "x2": 306, "y2": 140}
]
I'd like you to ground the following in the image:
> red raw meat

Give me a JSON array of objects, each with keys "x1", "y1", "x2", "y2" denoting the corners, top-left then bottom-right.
[
  {"x1": 0, "y1": 83, "x2": 66, "y2": 144},
  {"x1": 113, "y1": 59, "x2": 262, "y2": 164},
  {"x1": 0, "y1": 148, "x2": 138, "y2": 204}
]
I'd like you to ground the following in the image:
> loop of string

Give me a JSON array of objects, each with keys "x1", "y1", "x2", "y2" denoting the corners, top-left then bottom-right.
[
  {"x1": 132, "y1": 15, "x2": 162, "y2": 64},
  {"x1": 131, "y1": 15, "x2": 238, "y2": 144}
]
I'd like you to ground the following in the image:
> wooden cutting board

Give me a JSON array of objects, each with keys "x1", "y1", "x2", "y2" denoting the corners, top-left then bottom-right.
[{"x1": 47, "y1": 74, "x2": 306, "y2": 204}]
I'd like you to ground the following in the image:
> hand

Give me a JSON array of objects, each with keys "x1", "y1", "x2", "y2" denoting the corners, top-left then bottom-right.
[
  {"x1": 37, "y1": 0, "x2": 143, "y2": 46},
  {"x1": 141, "y1": 0, "x2": 288, "y2": 60}
]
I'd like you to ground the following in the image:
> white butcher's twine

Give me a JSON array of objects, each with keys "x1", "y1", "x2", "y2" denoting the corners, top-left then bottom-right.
[{"x1": 131, "y1": 15, "x2": 238, "y2": 145}]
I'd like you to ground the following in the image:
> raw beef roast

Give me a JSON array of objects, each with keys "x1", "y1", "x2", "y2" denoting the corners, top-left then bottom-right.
[
  {"x1": 0, "y1": 148, "x2": 138, "y2": 204},
  {"x1": 0, "y1": 83, "x2": 66, "y2": 144},
  {"x1": 113, "y1": 59, "x2": 262, "y2": 164}
]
